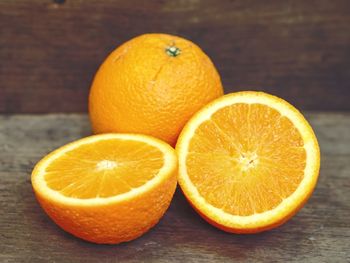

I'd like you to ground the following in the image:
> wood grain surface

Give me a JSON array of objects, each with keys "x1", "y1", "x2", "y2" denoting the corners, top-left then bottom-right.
[
  {"x1": 1, "y1": 0, "x2": 350, "y2": 113},
  {"x1": 0, "y1": 113, "x2": 349, "y2": 262}
]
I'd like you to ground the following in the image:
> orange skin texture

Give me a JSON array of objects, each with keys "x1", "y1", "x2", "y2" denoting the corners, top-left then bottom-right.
[
  {"x1": 89, "y1": 33, "x2": 223, "y2": 146},
  {"x1": 34, "y1": 170, "x2": 177, "y2": 244}
]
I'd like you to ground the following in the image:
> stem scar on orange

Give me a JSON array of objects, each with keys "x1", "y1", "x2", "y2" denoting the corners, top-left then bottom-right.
[
  {"x1": 89, "y1": 33, "x2": 223, "y2": 146},
  {"x1": 176, "y1": 91, "x2": 320, "y2": 233}
]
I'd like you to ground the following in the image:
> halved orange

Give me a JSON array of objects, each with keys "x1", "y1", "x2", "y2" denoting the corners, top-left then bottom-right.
[
  {"x1": 31, "y1": 134, "x2": 177, "y2": 244},
  {"x1": 176, "y1": 91, "x2": 320, "y2": 233}
]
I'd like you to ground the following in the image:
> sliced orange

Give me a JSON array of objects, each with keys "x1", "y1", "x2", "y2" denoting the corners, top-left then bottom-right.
[
  {"x1": 31, "y1": 134, "x2": 177, "y2": 244},
  {"x1": 176, "y1": 91, "x2": 320, "y2": 233}
]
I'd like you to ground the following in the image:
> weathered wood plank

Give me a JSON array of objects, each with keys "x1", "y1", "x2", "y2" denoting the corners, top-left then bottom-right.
[
  {"x1": 0, "y1": 113, "x2": 349, "y2": 262},
  {"x1": 1, "y1": 0, "x2": 350, "y2": 113}
]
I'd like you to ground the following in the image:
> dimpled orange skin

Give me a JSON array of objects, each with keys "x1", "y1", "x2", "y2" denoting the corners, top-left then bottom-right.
[
  {"x1": 89, "y1": 33, "x2": 223, "y2": 146},
  {"x1": 34, "y1": 171, "x2": 177, "y2": 244}
]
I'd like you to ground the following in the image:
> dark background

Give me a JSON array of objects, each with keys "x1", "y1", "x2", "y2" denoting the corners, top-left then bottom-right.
[{"x1": 1, "y1": 0, "x2": 350, "y2": 113}]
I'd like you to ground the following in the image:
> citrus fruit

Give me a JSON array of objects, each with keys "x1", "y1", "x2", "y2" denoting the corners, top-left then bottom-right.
[
  {"x1": 89, "y1": 33, "x2": 223, "y2": 146},
  {"x1": 176, "y1": 91, "x2": 320, "y2": 233},
  {"x1": 31, "y1": 134, "x2": 177, "y2": 244}
]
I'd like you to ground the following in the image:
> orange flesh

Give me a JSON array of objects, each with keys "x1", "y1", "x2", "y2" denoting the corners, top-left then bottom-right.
[
  {"x1": 45, "y1": 139, "x2": 164, "y2": 199},
  {"x1": 187, "y1": 103, "x2": 306, "y2": 216}
]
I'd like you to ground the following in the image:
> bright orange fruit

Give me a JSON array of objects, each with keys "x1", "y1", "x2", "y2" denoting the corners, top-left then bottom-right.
[
  {"x1": 176, "y1": 91, "x2": 320, "y2": 233},
  {"x1": 31, "y1": 134, "x2": 177, "y2": 244},
  {"x1": 89, "y1": 33, "x2": 223, "y2": 146}
]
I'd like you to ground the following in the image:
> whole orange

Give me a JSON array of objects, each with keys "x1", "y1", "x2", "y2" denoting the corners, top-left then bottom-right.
[{"x1": 89, "y1": 33, "x2": 223, "y2": 145}]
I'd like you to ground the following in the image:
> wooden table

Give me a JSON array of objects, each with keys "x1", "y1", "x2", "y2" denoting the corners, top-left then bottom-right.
[{"x1": 0, "y1": 113, "x2": 349, "y2": 262}]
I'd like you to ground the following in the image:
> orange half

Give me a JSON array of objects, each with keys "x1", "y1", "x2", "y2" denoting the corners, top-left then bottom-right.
[
  {"x1": 176, "y1": 91, "x2": 320, "y2": 233},
  {"x1": 32, "y1": 134, "x2": 177, "y2": 244}
]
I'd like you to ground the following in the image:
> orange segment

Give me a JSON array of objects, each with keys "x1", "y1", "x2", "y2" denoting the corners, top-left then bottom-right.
[
  {"x1": 176, "y1": 91, "x2": 320, "y2": 233},
  {"x1": 44, "y1": 139, "x2": 164, "y2": 198},
  {"x1": 31, "y1": 134, "x2": 177, "y2": 244},
  {"x1": 187, "y1": 103, "x2": 306, "y2": 216}
]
